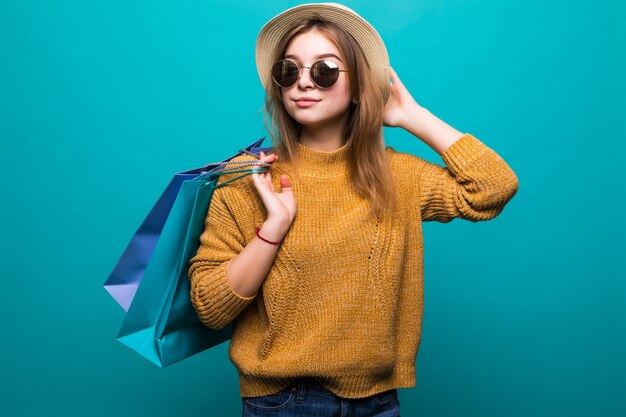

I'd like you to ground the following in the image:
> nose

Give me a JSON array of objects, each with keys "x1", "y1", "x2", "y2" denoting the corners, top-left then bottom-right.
[{"x1": 296, "y1": 66, "x2": 315, "y2": 89}]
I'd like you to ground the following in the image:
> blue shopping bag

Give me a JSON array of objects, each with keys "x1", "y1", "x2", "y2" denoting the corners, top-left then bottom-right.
[
  {"x1": 104, "y1": 138, "x2": 266, "y2": 311},
  {"x1": 114, "y1": 143, "x2": 270, "y2": 367}
]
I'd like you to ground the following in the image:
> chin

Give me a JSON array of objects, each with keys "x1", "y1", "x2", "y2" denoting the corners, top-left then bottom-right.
[
  {"x1": 287, "y1": 112, "x2": 320, "y2": 126},
  {"x1": 293, "y1": 116, "x2": 324, "y2": 125},
  {"x1": 288, "y1": 111, "x2": 347, "y2": 128}
]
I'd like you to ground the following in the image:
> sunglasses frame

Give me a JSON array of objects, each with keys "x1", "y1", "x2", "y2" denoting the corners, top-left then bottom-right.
[{"x1": 271, "y1": 59, "x2": 348, "y2": 89}]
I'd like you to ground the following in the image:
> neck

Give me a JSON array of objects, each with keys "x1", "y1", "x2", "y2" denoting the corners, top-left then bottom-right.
[
  {"x1": 293, "y1": 140, "x2": 349, "y2": 179},
  {"x1": 298, "y1": 116, "x2": 348, "y2": 152}
]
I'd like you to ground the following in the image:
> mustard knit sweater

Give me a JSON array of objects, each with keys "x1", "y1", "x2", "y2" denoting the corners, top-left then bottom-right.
[{"x1": 188, "y1": 133, "x2": 518, "y2": 399}]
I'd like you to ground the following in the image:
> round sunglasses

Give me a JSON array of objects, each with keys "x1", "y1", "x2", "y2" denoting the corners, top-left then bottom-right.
[{"x1": 271, "y1": 59, "x2": 348, "y2": 88}]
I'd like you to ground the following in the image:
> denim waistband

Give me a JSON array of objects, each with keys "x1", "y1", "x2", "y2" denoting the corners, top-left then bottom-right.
[
  {"x1": 286, "y1": 378, "x2": 397, "y2": 404},
  {"x1": 289, "y1": 377, "x2": 335, "y2": 396}
]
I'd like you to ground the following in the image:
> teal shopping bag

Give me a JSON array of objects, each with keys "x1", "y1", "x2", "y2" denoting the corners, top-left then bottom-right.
[
  {"x1": 116, "y1": 158, "x2": 268, "y2": 367},
  {"x1": 104, "y1": 138, "x2": 266, "y2": 312}
]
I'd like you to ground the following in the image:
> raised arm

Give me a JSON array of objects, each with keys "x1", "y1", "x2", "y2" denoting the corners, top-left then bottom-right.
[
  {"x1": 416, "y1": 134, "x2": 519, "y2": 222},
  {"x1": 384, "y1": 67, "x2": 518, "y2": 222}
]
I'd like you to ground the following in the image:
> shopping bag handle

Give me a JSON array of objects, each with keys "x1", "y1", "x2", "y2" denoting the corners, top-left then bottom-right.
[
  {"x1": 240, "y1": 147, "x2": 274, "y2": 158},
  {"x1": 197, "y1": 159, "x2": 270, "y2": 187}
]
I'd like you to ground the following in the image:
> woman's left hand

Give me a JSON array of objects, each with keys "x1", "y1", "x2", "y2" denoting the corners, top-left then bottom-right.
[
  {"x1": 382, "y1": 67, "x2": 464, "y2": 153},
  {"x1": 383, "y1": 67, "x2": 423, "y2": 129}
]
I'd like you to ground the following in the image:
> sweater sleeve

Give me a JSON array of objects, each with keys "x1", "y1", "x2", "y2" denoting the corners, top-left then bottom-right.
[
  {"x1": 418, "y1": 133, "x2": 519, "y2": 222},
  {"x1": 188, "y1": 185, "x2": 257, "y2": 330}
]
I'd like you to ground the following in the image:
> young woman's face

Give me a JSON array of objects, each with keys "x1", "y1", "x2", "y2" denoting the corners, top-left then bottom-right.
[{"x1": 280, "y1": 29, "x2": 352, "y2": 130}]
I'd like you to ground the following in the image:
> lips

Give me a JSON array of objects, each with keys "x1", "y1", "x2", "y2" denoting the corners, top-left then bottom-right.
[
  {"x1": 293, "y1": 97, "x2": 320, "y2": 108},
  {"x1": 294, "y1": 97, "x2": 320, "y2": 102}
]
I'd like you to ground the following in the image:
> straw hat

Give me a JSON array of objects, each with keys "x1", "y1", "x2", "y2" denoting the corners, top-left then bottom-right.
[{"x1": 255, "y1": 2, "x2": 390, "y2": 102}]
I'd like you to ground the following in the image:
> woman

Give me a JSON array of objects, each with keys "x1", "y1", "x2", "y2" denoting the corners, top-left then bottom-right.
[{"x1": 189, "y1": 3, "x2": 518, "y2": 416}]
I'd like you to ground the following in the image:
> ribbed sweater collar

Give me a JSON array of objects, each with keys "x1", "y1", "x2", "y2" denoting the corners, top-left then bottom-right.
[{"x1": 293, "y1": 141, "x2": 349, "y2": 179}]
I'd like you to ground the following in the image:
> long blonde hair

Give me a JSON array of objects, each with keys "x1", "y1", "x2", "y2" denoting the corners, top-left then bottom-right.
[{"x1": 264, "y1": 17, "x2": 396, "y2": 216}]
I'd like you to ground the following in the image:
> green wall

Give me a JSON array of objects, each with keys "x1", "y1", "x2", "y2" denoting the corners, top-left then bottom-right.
[{"x1": 1, "y1": 0, "x2": 624, "y2": 416}]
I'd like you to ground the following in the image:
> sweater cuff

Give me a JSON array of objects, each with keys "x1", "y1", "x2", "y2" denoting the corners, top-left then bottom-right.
[
  {"x1": 440, "y1": 133, "x2": 489, "y2": 176},
  {"x1": 194, "y1": 262, "x2": 256, "y2": 328}
]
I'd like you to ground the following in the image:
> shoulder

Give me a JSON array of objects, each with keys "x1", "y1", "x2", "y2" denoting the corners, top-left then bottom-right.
[
  {"x1": 206, "y1": 155, "x2": 265, "y2": 225},
  {"x1": 383, "y1": 147, "x2": 424, "y2": 201},
  {"x1": 210, "y1": 154, "x2": 261, "y2": 197},
  {"x1": 385, "y1": 146, "x2": 429, "y2": 174}
]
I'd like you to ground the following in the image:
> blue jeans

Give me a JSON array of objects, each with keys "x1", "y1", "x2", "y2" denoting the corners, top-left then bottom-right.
[{"x1": 241, "y1": 377, "x2": 401, "y2": 416}]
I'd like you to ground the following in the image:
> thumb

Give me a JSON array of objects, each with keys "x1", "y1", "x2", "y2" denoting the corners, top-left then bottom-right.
[{"x1": 279, "y1": 175, "x2": 292, "y2": 192}]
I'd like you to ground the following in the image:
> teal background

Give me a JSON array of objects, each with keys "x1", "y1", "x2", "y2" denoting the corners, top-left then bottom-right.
[{"x1": 1, "y1": 0, "x2": 624, "y2": 416}]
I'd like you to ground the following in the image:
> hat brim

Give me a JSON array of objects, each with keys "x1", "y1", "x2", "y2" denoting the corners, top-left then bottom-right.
[{"x1": 255, "y1": 3, "x2": 390, "y2": 103}]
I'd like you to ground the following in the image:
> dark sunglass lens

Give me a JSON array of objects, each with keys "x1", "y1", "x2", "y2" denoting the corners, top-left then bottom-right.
[
  {"x1": 311, "y1": 61, "x2": 340, "y2": 88},
  {"x1": 272, "y1": 60, "x2": 299, "y2": 87}
]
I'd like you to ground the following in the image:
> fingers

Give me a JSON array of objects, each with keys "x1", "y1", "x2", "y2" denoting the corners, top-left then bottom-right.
[
  {"x1": 251, "y1": 171, "x2": 273, "y2": 189},
  {"x1": 252, "y1": 173, "x2": 292, "y2": 196},
  {"x1": 389, "y1": 66, "x2": 406, "y2": 90},
  {"x1": 259, "y1": 151, "x2": 278, "y2": 164},
  {"x1": 250, "y1": 151, "x2": 280, "y2": 195},
  {"x1": 251, "y1": 152, "x2": 278, "y2": 194},
  {"x1": 251, "y1": 172, "x2": 264, "y2": 190},
  {"x1": 257, "y1": 165, "x2": 275, "y2": 187},
  {"x1": 251, "y1": 173, "x2": 274, "y2": 203}
]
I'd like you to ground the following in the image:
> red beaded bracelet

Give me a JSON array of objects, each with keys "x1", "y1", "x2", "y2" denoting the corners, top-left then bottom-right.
[{"x1": 255, "y1": 226, "x2": 283, "y2": 245}]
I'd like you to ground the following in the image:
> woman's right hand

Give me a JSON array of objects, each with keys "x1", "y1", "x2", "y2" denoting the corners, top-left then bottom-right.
[{"x1": 251, "y1": 152, "x2": 296, "y2": 241}]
